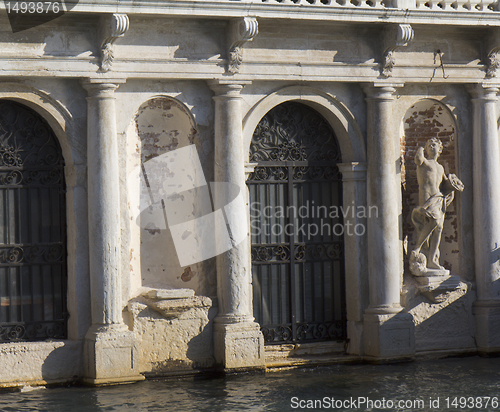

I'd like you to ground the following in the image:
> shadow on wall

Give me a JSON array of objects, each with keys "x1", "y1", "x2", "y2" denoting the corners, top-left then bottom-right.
[
  {"x1": 40, "y1": 341, "x2": 83, "y2": 385},
  {"x1": 129, "y1": 96, "x2": 216, "y2": 296},
  {"x1": 402, "y1": 275, "x2": 476, "y2": 353}
]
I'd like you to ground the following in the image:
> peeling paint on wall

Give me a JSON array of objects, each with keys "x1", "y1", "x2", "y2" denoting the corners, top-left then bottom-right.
[{"x1": 127, "y1": 96, "x2": 216, "y2": 296}]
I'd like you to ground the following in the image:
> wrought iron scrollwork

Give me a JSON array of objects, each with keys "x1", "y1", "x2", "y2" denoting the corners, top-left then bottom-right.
[
  {"x1": 0, "y1": 101, "x2": 67, "y2": 343},
  {"x1": 295, "y1": 321, "x2": 345, "y2": 342},
  {"x1": 249, "y1": 101, "x2": 346, "y2": 345},
  {"x1": 249, "y1": 102, "x2": 341, "y2": 163},
  {"x1": 0, "y1": 321, "x2": 66, "y2": 342},
  {"x1": 0, "y1": 244, "x2": 64, "y2": 265},
  {"x1": 248, "y1": 166, "x2": 288, "y2": 182},
  {"x1": 261, "y1": 325, "x2": 293, "y2": 343},
  {"x1": 251, "y1": 245, "x2": 290, "y2": 262}
]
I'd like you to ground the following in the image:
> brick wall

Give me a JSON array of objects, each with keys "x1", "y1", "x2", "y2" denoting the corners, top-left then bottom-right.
[{"x1": 401, "y1": 100, "x2": 459, "y2": 272}]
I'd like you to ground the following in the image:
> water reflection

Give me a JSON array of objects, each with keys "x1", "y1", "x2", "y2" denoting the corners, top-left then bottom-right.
[{"x1": 1, "y1": 356, "x2": 500, "y2": 411}]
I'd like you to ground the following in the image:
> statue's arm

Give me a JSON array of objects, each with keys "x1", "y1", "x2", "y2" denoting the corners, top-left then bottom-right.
[{"x1": 415, "y1": 146, "x2": 425, "y2": 166}]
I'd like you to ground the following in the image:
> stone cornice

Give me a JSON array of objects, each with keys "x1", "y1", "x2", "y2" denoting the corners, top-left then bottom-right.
[{"x1": 15, "y1": 1, "x2": 500, "y2": 27}]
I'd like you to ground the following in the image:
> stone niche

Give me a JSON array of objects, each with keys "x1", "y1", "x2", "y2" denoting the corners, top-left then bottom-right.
[
  {"x1": 125, "y1": 96, "x2": 218, "y2": 375},
  {"x1": 400, "y1": 99, "x2": 475, "y2": 353},
  {"x1": 127, "y1": 96, "x2": 216, "y2": 295}
]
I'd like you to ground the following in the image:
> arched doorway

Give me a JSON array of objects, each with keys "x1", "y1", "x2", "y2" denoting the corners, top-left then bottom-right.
[
  {"x1": 247, "y1": 101, "x2": 346, "y2": 344},
  {"x1": 0, "y1": 100, "x2": 67, "y2": 342}
]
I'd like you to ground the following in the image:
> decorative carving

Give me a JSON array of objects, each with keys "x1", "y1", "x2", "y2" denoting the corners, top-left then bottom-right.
[
  {"x1": 484, "y1": 28, "x2": 500, "y2": 78},
  {"x1": 249, "y1": 102, "x2": 341, "y2": 163},
  {"x1": 227, "y1": 17, "x2": 258, "y2": 74},
  {"x1": 99, "y1": 14, "x2": 129, "y2": 72},
  {"x1": 409, "y1": 138, "x2": 464, "y2": 278},
  {"x1": 381, "y1": 24, "x2": 414, "y2": 78},
  {"x1": 486, "y1": 47, "x2": 500, "y2": 78}
]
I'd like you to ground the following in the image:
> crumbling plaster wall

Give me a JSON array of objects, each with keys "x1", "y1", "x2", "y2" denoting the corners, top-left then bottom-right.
[
  {"x1": 116, "y1": 81, "x2": 218, "y2": 375},
  {"x1": 117, "y1": 80, "x2": 216, "y2": 303}
]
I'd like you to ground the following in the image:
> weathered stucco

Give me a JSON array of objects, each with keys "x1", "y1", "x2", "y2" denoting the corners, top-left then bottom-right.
[{"x1": 0, "y1": 2, "x2": 499, "y2": 387}]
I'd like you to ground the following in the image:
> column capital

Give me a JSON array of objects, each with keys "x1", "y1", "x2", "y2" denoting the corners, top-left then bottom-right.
[
  {"x1": 466, "y1": 83, "x2": 499, "y2": 101},
  {"x1": 338, "y1": 162, "x2": 367, "y2": 182},
  {"x1": 80, "y1": 78, "x2": 127, "y2": 98},
  {"x1": 362, "y1": 83, "x2": 403, "y2": 101},
  {"x1": 207, "y1": 79, "x2": 251, "y2": 98}
]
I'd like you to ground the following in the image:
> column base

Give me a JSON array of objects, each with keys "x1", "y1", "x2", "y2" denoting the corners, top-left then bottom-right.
[
  {"x1": 83, "y1": 324, "x2": 144, "y2": 386},
  {"x1": 213, "y1": 320, "x2": 265, "y2": 371},
  {"x1": 474, "y1": 300, "x2": 500, "y2": 354},
  {"x1": 363, "y1": 310, "x2": 415, "y2": 360}
]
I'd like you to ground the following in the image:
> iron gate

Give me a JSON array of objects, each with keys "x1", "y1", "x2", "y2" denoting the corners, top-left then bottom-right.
[
  {"x1": 247, "y1": 102, "x2": 346, "y2": 344},
  {"x1": 0, "y1": 100, "x2": 67, "y2": 342}
]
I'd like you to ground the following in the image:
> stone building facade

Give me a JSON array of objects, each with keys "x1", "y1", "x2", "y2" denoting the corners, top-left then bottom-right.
[{"x1": 0, "y1": 0, "x2": 499, "y2": 386}]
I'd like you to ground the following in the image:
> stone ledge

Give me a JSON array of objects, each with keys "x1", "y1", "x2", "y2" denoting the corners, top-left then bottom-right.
[
  {"x1": 266, "y1": 354, "x2": 360, "y2": 370},
  {"x1": 129, "y1": 288, "x2": 213, "y2": 320},
  {"x1": 265, "y1": 341, "x2": 346, "y2": 361}
]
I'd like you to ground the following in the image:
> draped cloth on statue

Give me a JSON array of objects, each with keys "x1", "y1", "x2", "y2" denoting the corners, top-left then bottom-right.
[{"x1": 412, "y1": 191, "x2": 454, "y2": 227}]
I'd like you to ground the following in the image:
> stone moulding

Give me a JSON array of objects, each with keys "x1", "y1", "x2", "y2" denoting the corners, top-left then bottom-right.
[
  {"x1": 227, "y1": 17, "x2": 259, "y2": 74},
  {"x1": 381, "y1": 23, "x2": 414, "y2": 78},
  {"x1": 99, "y1": 13, "x2": 130, "y2": 72},
  {"x1": 139, "y1": 288, "x2": 212, "y2": 319},
  {"x1": 414, "y1": 273, "x2": 463, "y2": 303}
]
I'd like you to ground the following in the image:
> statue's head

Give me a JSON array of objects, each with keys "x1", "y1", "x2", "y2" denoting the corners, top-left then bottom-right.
[{"x1": 424, "y1": 137, "x2": 443, "y2": 158}]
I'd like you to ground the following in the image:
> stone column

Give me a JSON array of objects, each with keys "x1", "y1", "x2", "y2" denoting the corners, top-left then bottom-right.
[
  {"x1": 469, "y1": 84, "x2": 500, "y2": 353},
  {"x1": 207, "y1": 80, "x2": 264, "y2": 371},
  {"x1": 337, "y1": 162, "x2": 368, "y2": 355},
  {"x1": 81, "y1": 78, "x2": 143, "y2": 385},
  {"x1": 362, "y1": 84, "x2": 415, "y2": 359}
]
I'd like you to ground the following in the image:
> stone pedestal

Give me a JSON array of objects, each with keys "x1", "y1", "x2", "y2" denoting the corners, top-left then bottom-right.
[
  {"x1": 469, "y1": 84, "x2": 500, "y2": 353},
  {"x1": 364, "y1": 312, "x2": 415, "y2": 360},
  {"x1": 213, "y1": 322, "x2": 264, "y2": 371},
  {"x1": 208, "y1": 80, "x2": 265, "y2": 371},
  {"x1": 362, "y1": 84, "x2": 415, "y2": 359},
  {"x1": 473, "y1": 301, "x2": 500, "y2": 354},
  {"x1": 81, "y1": 78, "x2": 143, "y2": 385},
  {"x1": 83, "y1": 325, "x2": 142, "y2": 386}
]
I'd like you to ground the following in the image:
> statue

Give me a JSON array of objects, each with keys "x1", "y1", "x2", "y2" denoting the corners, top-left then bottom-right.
[{"x1": 409, "y1": 137, "x2": 464, "y2": 276}]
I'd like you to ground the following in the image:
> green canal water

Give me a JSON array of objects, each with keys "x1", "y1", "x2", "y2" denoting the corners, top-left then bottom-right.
[{"x1": 1, "y1": 356, "x2": 500, "y2": 411}]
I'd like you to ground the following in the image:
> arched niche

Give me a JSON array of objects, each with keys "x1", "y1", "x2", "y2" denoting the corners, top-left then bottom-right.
[
  {"x1": 127, "y1": 96, "x2": 215, "y2": 296},
  {"x1": 401, "y1": 99, "x2": 459, "y2": 273}
]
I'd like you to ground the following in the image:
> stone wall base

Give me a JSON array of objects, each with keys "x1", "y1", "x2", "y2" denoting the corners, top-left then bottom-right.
[
  {"x1": 126, "y1": 295, "x2": 216, "y2": 375},
  {"x1": 83, "y1": 325, "x2": 144, "y2": 386},
  {"x1": 0, "y1": 340, "x2": 82, "y2": 388},
  {"x1": 474, "y1": 300, "x2": 500, "y2": 354},
  {"x1": 363, "y1": 311, "x2": 415, "y2": 360},
  {"x1": 213, "y1": 321, "x2": 265, "y2": 371}
]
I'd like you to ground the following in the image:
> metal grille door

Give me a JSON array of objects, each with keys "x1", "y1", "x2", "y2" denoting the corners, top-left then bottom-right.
[
  {"x1": 0, "y1": 101, "x2": 67, "y2": 342},
  {"x1": 248, "y1": 102, "x2": 346, "y2": 344}
]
